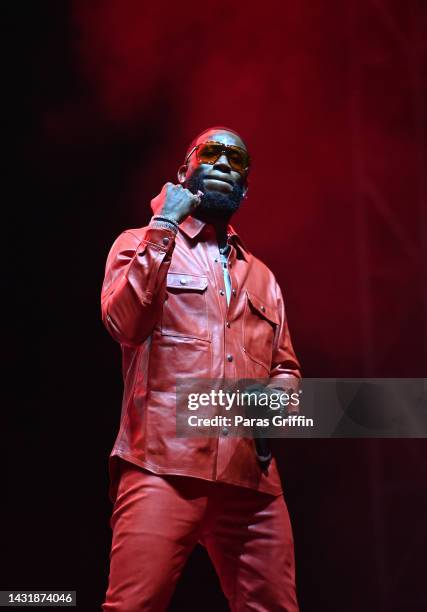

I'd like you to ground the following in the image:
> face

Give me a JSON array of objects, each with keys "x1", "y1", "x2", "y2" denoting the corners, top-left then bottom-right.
[{"x1": 178, "y1": 129, "x2": 249, "y2": 220}]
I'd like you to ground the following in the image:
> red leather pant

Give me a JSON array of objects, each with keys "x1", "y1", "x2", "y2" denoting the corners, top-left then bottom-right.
[{"x1": 102, "y1": 459, "x2": 299, "y2": 611}]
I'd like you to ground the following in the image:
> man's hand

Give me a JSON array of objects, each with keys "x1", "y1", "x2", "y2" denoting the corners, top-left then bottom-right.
[
  {"x1": 237, "y1": 381, "x2": 299, "y2": 423},
  {"x1": 241, "y1": 383, "x2": 286, "y2": 422},
  {"x1": 151, "y1": 182, "x2": 203, "y2": 225}
]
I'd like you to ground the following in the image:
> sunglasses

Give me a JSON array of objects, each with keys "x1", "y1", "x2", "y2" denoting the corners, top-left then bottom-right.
[{"x1": 185, "y1": 141, "x2": 250, "y2": 173}]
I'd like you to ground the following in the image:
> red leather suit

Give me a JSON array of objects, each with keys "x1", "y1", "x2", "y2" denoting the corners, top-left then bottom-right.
[{"x1": 101, "y1": 213, "x2": 301, "y2": 611}]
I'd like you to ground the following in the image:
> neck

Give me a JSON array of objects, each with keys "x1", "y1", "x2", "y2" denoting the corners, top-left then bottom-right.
[
  {"x1": 193, "y1": 210, "x2": 230, "y2": 248},
  {"x1": 214, "y1": 220, "x2": 229, "y2": 249}
]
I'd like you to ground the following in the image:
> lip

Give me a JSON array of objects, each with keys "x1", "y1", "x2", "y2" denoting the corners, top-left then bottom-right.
[{"x1": 204, "y1": 175, "x2": 233, "y2": 186}]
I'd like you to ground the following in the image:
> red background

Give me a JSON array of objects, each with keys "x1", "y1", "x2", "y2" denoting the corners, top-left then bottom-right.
[{"x1": 5, "y1": 1, "x2": 427, "y2": 610}]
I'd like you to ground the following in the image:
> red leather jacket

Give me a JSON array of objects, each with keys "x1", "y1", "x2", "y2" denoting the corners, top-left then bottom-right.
[{"x1": 101, "y1": 214, "x2": 301, "y2": 501}]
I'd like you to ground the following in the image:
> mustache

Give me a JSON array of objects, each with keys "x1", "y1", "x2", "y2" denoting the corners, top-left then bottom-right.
[{"x1": 186, "y1": 173, "x2": 244, "y2": 202}]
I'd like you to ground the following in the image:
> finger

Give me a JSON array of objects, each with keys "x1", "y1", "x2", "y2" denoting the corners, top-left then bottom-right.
[
  {"x1": 192, "y1": 195, "x2": 202, "y2": 207},
  {"x1": 194, "y1": 189, "x2": 204, "y2": 205}
]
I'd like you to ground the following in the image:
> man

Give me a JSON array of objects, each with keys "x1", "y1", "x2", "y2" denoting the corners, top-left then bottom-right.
[{"x1": 101, "y1": 126, "x2": 301, "y2": 611}]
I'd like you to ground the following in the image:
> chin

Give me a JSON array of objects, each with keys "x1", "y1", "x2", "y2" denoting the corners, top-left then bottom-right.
[{"x1": 186, "y1": 173, "x2": 245, "y2": 219}]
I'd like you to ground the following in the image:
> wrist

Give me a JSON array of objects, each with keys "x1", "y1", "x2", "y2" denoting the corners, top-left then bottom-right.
[
  {"x1": 149, "y1": 216, "x2": 179, "y2": 234},
  {"x1": 156, "y1": 210, "x2": 182, "y2": 225}
]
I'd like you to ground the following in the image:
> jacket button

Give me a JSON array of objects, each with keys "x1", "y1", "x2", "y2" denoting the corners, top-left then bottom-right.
[
  {"x1": 180, "y1": 278, "x2": 187, "y2": 285},
  {"x1": 214, "y1": 258, "x2": 219, "y2": 263},
  {"x1": 232, "y1": 288, "x2": 236, "y2": 296},
  {"x1": 226, "y1": 321, "x2": 230, "y2": 328},
  {"x1": 222, "y1": 426, "x2": 229, "y2": 436},
  {"x1": 219, "y1": 289, "x2": 225, "y2": 296},
  {"x1": 227, "y1": 354, "x2": 233, "y2": 362},
  {"x1": 162, "y1": 237, "x2": 170, "y2": 245},
  {"x1": 261, "y1": 305, "x2": 265, "y2": 312}
]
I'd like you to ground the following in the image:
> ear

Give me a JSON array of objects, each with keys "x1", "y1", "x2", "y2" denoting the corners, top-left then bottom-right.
[{"x1": 177, "y1": 164, "x2": 187, "y2": 184}]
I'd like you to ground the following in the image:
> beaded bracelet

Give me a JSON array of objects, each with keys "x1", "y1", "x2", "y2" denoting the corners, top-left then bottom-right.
[
  {"x1": 149, "y1": 216, "x2": 178, "y2": 235},
  {"x1": 151, "y1": 215, "x2": 179, "y2": 230}
]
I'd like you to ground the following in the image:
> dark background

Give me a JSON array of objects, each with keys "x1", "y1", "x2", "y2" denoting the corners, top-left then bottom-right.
[{"x1": 4, "y1": 1, "x2": 427, "y2": 610}]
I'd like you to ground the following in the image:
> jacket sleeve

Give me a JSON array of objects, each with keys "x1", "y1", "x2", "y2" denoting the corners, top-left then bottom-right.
[
  {"x1": 267, "y1": 280, "x2": 302, "y2": 398},
  {"x1": 101, "y1": 225, "x2": 176, "y2": 346}
]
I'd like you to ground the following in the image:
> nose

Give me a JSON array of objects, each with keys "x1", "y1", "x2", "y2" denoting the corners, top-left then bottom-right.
[{"x1": 213, "y1": 153, "x2": 231, "y2": 172}]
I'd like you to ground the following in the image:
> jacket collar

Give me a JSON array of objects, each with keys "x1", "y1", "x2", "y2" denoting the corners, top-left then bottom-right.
[{"x1": 179, "y1": 215, "x2": 250, "y2": 261}]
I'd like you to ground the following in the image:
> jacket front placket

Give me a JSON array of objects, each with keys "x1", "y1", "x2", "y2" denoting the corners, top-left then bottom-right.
[{"x1": 210, "y1": 237, "x2": 244, "y2": 481}]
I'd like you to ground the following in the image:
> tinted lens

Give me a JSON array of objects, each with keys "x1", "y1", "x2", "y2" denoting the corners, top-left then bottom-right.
[
  {"x1": 227, "y1": 147, "x2": 248, "y2": 172},
  {"x1": 197, "y1": 143, "x2": 223, "y2": 164}
]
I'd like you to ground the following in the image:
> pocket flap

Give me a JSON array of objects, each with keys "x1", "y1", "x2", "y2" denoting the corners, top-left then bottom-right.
[
  {"x1": 246, "y1": 290, "x2": 279, "y2": 325},
  {"x1": 167, "y1": 273, "x2": 208, "y2": 291}
]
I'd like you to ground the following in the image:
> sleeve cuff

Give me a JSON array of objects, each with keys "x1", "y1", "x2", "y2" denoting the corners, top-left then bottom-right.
[{"x1": 141, "y1": 225, "x2": 177, "y2": 253}]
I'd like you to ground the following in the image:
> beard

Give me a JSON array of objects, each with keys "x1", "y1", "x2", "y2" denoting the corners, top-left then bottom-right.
[{"x1": 185, "y1": 172, "x2": 245, "y2": 221}]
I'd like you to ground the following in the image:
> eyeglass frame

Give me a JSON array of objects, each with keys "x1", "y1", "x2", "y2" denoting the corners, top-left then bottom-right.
[{"x1": 184, "y1": 140, "x2": 251, "y2": 174}]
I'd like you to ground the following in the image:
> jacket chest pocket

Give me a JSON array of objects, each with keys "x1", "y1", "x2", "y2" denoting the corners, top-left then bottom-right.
[
  {"x1": 243, "y1": 290, "x2": 279, "y2": 373},
  {"x1": 161, "y1": 273, "x2": 210, "y2": 342}
]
